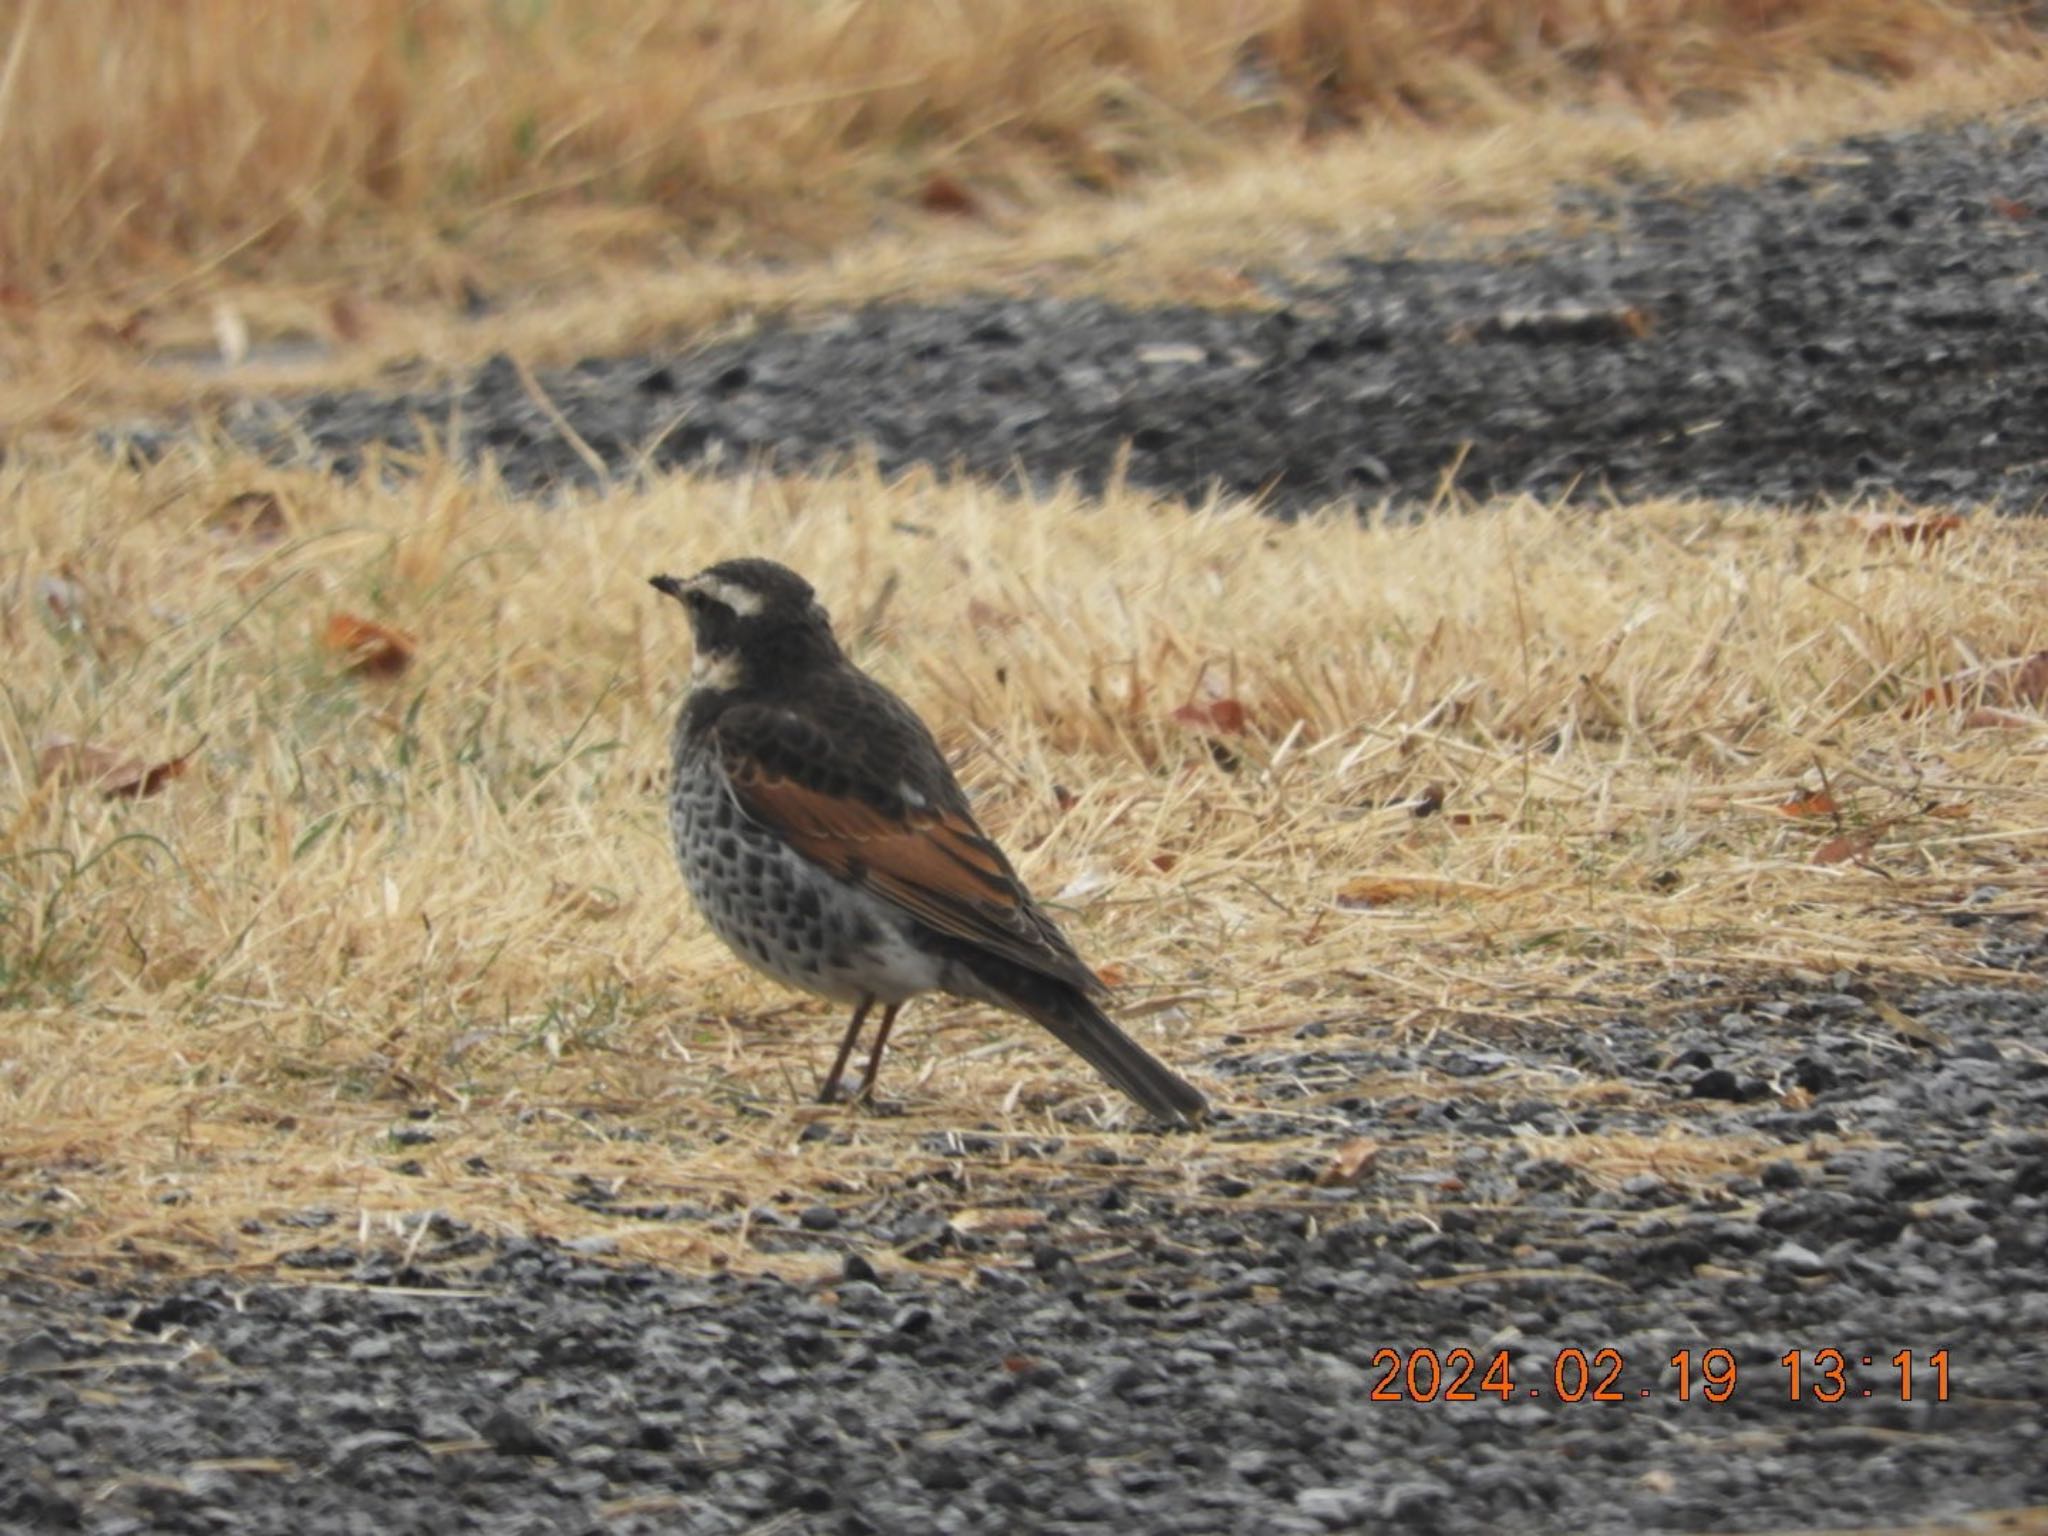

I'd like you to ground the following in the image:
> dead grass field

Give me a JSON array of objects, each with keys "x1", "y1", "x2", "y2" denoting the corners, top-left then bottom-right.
[
  {"x1": 7, "y1": 1, "x2": 2048, "y2": 433},
  {"x1": 3, "y1": 449, "x2": 2045, "y2": 1276},
  {"x1": 5, "y1": 1, "x2": 2048, "y2": 1284}
]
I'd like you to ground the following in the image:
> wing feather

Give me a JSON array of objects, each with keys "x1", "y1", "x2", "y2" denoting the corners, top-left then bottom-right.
[{"x1": 710, "y1": 700, "x2": 1103, "y2": 995}]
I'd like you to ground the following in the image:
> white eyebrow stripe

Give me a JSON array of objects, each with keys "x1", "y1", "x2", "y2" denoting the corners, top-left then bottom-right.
[{"x1": 684, "y1": 574, "x2": 765, "y2": 617}]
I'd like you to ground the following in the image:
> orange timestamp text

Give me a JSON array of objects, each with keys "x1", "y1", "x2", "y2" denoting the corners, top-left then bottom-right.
[{"x1": 1365, "y1": 1347, "x2": 1952, "y2": 1403}]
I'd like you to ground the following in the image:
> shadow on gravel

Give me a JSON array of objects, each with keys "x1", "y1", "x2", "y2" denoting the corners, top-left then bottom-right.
[
  {"x1": 8, "y1": 930, "x2": 2047, "y2": 1534},
  {"x1": 174, "y1": 119, "x2": 2048, "y2": 516}
]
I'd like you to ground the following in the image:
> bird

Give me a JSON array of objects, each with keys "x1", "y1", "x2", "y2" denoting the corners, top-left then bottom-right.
[{"x1": 649, "y1": 557, "x2": 1208, "y2": 1128}]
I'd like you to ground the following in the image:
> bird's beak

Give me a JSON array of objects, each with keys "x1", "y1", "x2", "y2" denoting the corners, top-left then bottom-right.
[{"x1": 649, "y1": 573, "x2": 688, "y2": 603}]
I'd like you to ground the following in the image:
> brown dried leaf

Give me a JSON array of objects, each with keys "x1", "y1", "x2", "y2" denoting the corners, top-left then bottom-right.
[
  {"x1": 1911, "y1": 651, "x2": 2048, "y2": 717},
  {"x1": 1171, "y1": 697, "x2": 1248, "y2": 735},
  {"x1": 1335, "y1": 875, "x2": 1491, "y2": 909},
  {"x1": 918, "y1": 173, "x2": 979, "y2": 217},
  {"x1": 329, "y1": 293, "x2": 371, "y2": 343},
  {"x1": 1962, "y1": 707, "x2": 2037, "y2": 730},
  {"x1": 1925, "y1": 802, "x2": 1973, "y2": 820},
  {"x1": 965, "y1": 598, "x2": 1019, "y2": 633},
  {"x1": 1316, "y1": 1137, "x2": 1380, "y2": 1187},
  {"x1": 38, "y1": 735, "x2": 198, "y2": 799},
  {"x1": 1990, "y1": 194, "x2": 2033, "y2": 221},
  {"x1": 1776, "y1": 789, "x2": 1838, "y2": 819},
  {"x1": 213, "y1": 490, "x2": 288, "y2": 540},
  {"x1": 323, "y1": 612, "x2": 415, "y2": 678},
  {"x1": 1149, "y1": 852, "x2": 1180, "y2": 874},
  {"x1": 1854, "y1": 511, "x2": 1963, "y2": 546},
  {"x1": 1813, "y1": 829, "x2": 1879, "y2": 866}
]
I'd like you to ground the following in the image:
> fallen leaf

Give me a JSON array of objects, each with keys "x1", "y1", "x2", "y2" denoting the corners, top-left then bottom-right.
[
  {"x1": 212, "y1": 490, "x2": 288, "y2": 540},
  {"x1": 1171, "y1": 697, "x2": 1248, "y2": 735},
  {"x1": 1990, "y1": 194, "x2": 2033, "y2": 220},
  {"x1": 86, "y1": 308, "x2": 152, "y2": 348},
  {"x1": 1001, "y1": 1354, "x2": 1041, "y2": 1373},
  {"x1": 1149, "y1": 852, "x2": 1180, "y2": 874},
  {"x1": 1925, "y1": 802, "x2": 1973, "y2": 820},
  {"x1": 1316, "y1": 1137, "x2": 1380, "y2": 1187},
  {"x1": 1813, "y1": 829, "x2": 1879, "y2": 866},
  {"x1": 948, "y1": 1207, "x2": 1047, "y2": 1235},
  {"x1": 1777, "y1": 789, "x2": 1838, "y2": 819},
  {"x1": 1093, "y1": 962, "x2": 1129, "y2": 989},
  {"x1": 1911, "y1": 651, "x2": 2048, "y2": 716},
  {"x1": 323, "y1": 612, "x2": 415, "y2": 678},
  {"x1": 1335, "y1": 875, "x2": 1493, "y2": 908},
  {"x1": 965, "y1": 598, "x2": 1019, "y2": 633},
  {"x1": 918, "y1": 173, "x2": 979, "y2": 216},
  {"x1": 1854, "y1": 511, "x2": 1964, "y2": 546},
  {"x1": 1962, "y1": 707, "x2": 2037, "y2": 730},
  {"x1": 329, "y1": 293, "x2": 371, "y2": 343},
  {"x1": 38, "y1": 735, "x2": 199, "y2": 799}
]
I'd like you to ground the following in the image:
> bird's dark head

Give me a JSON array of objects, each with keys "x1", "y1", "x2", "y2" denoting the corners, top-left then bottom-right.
[{"x1": 649, "y1": 558, "x2": 841, "y2": 691}]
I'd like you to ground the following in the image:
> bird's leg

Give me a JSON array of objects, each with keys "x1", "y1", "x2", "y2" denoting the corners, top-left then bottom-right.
[
  {"x1": 853, "y1": 1003, "x2": 904, "y2": 1104},
  {"x1": 818, "y1": 996, "x2": 874, "y2": 1105}
]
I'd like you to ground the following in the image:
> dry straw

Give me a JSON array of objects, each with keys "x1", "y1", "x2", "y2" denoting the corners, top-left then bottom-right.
[
  {"x1": 3, "y1": 445, "x2": 2042, "y2": 1276},
  {"x1": 5, "y1": 4, "x2": 2048, "y2": 431}
]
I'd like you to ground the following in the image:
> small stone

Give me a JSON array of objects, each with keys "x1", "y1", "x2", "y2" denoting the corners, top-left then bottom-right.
[
  {"x1": 890, "y1": 1305, "x2": 933, "y2": 1336},
  {"x1": 1296, "y1": 1486, "x2": 1371, "y2": 1528},
  {"x1": 5, "y1": 1330, "x2": 67, "y2": 1369},
  {"x1": 1770, "y1": 1240, "x2": 1828, "y2": 1277},
  {"x1": 1690, "y1": 1068, "x2": 1743, "y2": 1101},
  {"x1": 325, "y1": 1429, "x2": 419, "y2": 1474},
  {"x1": 479, "y1": 1405, "x2": 561, "y2": 1458},
  {"x1": 1760, "y1": 1160, "x2": 1804, "y2": 1190},
  {"x1": 841, "y1": 1252, "x2": 880, "y2": 1284}
]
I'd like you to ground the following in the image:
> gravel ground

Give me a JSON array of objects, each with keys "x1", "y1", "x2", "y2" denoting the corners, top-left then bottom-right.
[
  {"x1": 7, "y1": 942, "x2": 2048, "y2": 1534},
  {"x1": 204, "y1": 116, "x2": 2048, "y2": 514},
  {"x1": 13, "y1": 116, "x2": 2048, "y2": 1533}
]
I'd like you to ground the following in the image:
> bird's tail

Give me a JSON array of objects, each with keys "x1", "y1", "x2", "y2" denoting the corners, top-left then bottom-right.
[{"x1": 994, "y1": 971, "x2": 1208, "y2": 1127}]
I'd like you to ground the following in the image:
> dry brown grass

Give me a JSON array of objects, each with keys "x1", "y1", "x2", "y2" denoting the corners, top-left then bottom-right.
[
  {"x1": 4, "y1": 447, "x2": 2044, "y2": 1277},
  {"x1": 6, "y1": 3, "x2": 2048, "y2": 433},
  {"x1": 2, "y1": 0, "x2": 2025, "y2": 291}
]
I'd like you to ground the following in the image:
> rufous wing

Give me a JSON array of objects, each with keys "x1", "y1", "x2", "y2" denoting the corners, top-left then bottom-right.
[{"x1": 712, "y1": 706, "x2": 1100, "y2": 993}]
